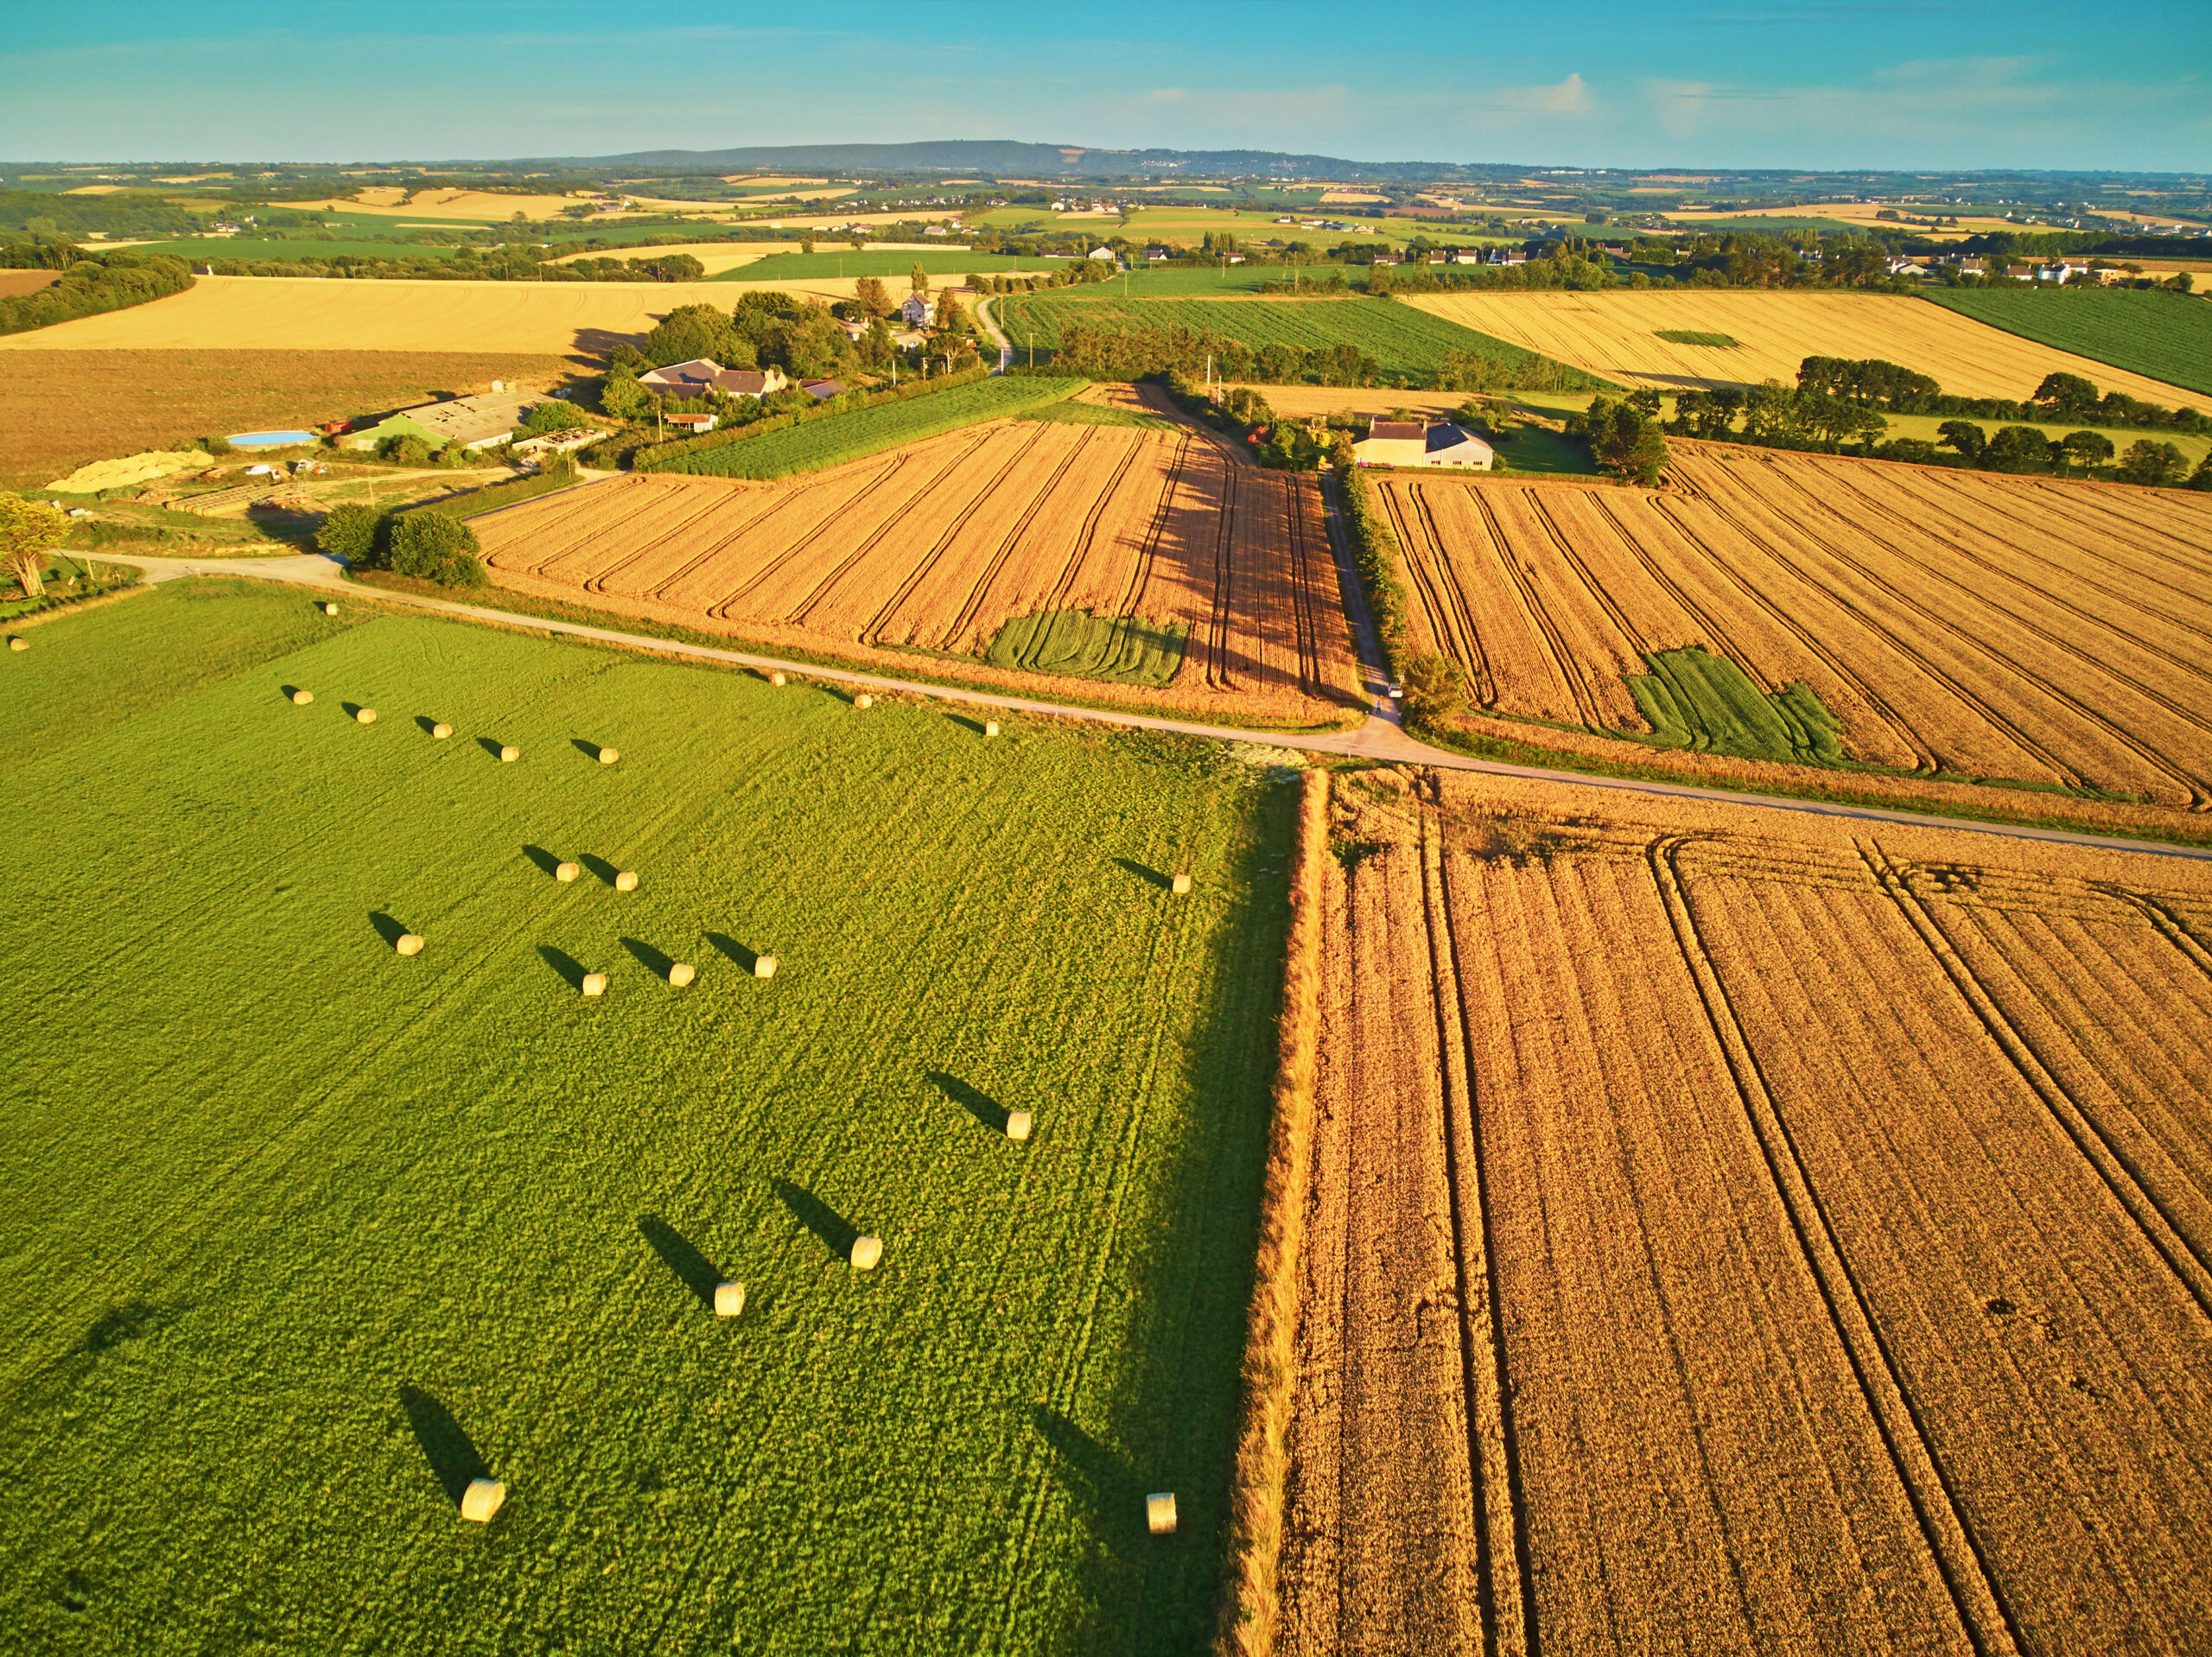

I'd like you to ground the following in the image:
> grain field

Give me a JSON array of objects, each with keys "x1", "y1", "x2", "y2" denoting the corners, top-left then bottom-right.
[
  {"x1": 1278, "y1": 766, "x2": 2212, "y2": 1656},
  {"x1": 474, "y1": 421, "x2": 1359, "y2": 721}
]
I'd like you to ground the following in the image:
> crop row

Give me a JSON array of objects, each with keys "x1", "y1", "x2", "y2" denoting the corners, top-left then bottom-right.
[{"x1": 654, "y1": 378, "x2": 1088, "y2": 479}]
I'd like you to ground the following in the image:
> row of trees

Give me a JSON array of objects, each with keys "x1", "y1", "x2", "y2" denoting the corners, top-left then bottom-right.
[
  {"x1": 1794, "y1": 357, "x2": 2208, "y2": 431},
  {"x1": 1052, "y1": 321, "x2": 1380, "y2": 386},
  {"x1": 315, "y1": 504, "x2": 488, "y2": 588},
  {"x1": 0, "y1": 250, "x2": 192, "y2": 337}
]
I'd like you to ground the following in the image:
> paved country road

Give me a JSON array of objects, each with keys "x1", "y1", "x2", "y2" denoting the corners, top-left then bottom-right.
[{"x1": 93, "y1": 549, "x2": 2212, "y2": 864}]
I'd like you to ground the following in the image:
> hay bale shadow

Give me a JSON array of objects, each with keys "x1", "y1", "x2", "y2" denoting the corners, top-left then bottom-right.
[
  {"x1": 581, "y1": 854, "x2": 620, "y2": 886},
  {"x1": 413, "y1": 716, "x2": 442, "y2": 736},
  {"x1": 928, "y1": 1071, "x2": 1009, "y2": 1134},
  {"x1": 1115, "y1": 858, "x2": 1173, "y2": 892},
  {"x1": 772, "y1": 1179, "x2": 858, "y2": 1260},
  {"x1": 279, "y1": 684, "x2": 308, "y2": 703},
  {"x1": 537, "y1": 944, "x2": 588, "y2": 990},
  {"x1": 476, "y1": 736, "x2": 507, "y2": 759},
  {"x1": 368, "y1": 911, "x2": 409, "y2": 947},
  {"x1": 1032, "y1": 1405, "x2": 1146, "y2": 1560},
  {"x1": 638, "y1": 1215, "x2": 721, "y2": 1309},
  {"x1": 398, "y1": 1386, "x2": 489, "y2": 1508},
  {"x1": 340, "y1": 702, "x2": 370, "y2": 720},
  {"x1": 570, "y1": 738, "x2": 604, "y2": 761},
  {"x1": 705, "y1": 932, "x2": 759, "y2": 973},
  {"x1": 522, "y1": 845, "x2": 563, "y2": 877},
  {"x1": 620, "y1": 936, "x2": 675, "y2": 978},
  {"x1": 944, "y1": 713, "x2": 988, "y2": 736}
]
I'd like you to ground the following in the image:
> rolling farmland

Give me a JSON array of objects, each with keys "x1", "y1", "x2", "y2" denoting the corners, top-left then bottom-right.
[
  {"x1": 475, "y1": 421, "x2": 1359, "y2": 721},
  {"x1": 1382, "y1": 443, "x2": 2212, "y2": 808},
  {"x1": 1922, "y1": 288, "x2": 2212, "y2": 399},
  {"x1": 0, "y1": 581, "x2": 1296, "y2": 1655},
  {"x1": 1402, "y1": 289, "x2": 2206, "y2": 404},
  {"x1": 1279, "y1": 765, "x2": 2212, "y2": 1655},
  {"x1": 649, "y1": 378, "x2": 1086, "y2": 479}
]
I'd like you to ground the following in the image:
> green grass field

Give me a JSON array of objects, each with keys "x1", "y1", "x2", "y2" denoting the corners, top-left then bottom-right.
[
  {"x1": 0, "y1": 580, "x2": 1294, "y2": 1655},
  {"x1": 137, "y1": 238, "x2": 459, "y2": 261},
  {"x1": 1016, "y1": 401, "x2": 1179, "y2": 432},
  {"x1": 654, "y1": 378, "x2": 1085, "y2": 479},
  {"x1": 983, "y1": 610, "x2": 1189, "y2": 686},
  {"x1": 1654, "y1": 329, "x2": 1741, "y2": 348},
  {"x1": 1919, "y1": 288, "x2": 2212, "y2": 399},
  {"x1": 995, "y1": 295, "x2": 1587, "y2": 384},
  {"x1": 709, "y1": 250, "x2": 1054, "y2": 283},
  {"x1": 1624, "y1": 646, "x2": 1844, "y2": 763}
]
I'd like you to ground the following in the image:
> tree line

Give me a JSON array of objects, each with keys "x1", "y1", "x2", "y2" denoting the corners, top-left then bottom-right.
[{"x1": 0, "y1": 249, "x2": 192, "y2": 337}]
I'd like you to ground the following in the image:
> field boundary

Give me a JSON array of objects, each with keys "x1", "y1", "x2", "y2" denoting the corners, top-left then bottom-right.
[{"x1": 1216, "y1": 769, "x2": 1328, "y2": 1657}]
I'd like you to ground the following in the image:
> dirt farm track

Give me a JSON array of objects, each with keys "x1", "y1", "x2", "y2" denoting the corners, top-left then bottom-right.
[{"x1": 1285, "y1": 767, "x2": 2212, "y2": 1655}]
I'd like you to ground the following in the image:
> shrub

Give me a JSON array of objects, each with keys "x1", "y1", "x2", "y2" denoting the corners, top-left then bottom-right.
[
  {"x1": 1571, "y1": 396, "x2": 1670, "y2": 486},
  {"x1": 386, "y1": 512, "x2": 486, "y2": 588},
  {"x1": 378, "y1": 434, "x2": 432, "y2": 466},
  {"x1": 315, "y1": 503, "x2": 386, "y2": 565},
  {"x1": 2116, "y1": 439, "x2": 2188, "y2": 488},
  {"x1": 1402, "y1": 653, "x2": 1466, "y2": 726}
]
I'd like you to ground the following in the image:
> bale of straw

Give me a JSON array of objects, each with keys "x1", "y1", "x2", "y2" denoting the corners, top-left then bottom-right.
[
  {"x1": 850, "y1": 1235, "x2": 882, "y2": 1271},
  {"x1": 355, "y1": 708, "x2": 378, "y2": 724},
  {"x1": 669, "y1": 962, "x2": 696, "y2": 987},
  {"x1": 321, "y1": 602, "x2": 339, "y2": 616},
  {"x1": 581, "y1": 972, "x2": 607, "y2": 997},
  {"x1": 555, "y1": 861, "x2": 581, "y2": 883},
  {"x1": 614, "y1": 871, "x2": 639, "y2": 892},
  {"x1": 395, "y1": 933, "x2": 423, "y2": 956},
  {"x1": 1005, "y1": 1108, "x2": 1033, "y2": 1141},
  {"x1": 8, "y1": 637, "x2": 27, "y2": 651},
  {"x1": 499, "y1": 745, "x2": 518, "y2": 763},
  {"x1": 290, "y1": 689, "x2": 314, "y2": 705},
  {"x1": 753, "y1": 955, "x2": 778, "y2": 979},
  {"x1": 598, "y1": 746, "x2": 620, "y2": 765},
  {"x1": 714, "y1": 1281, "x2": 747, "y2": 1318},
  {"x1": 1147, "y1": 1493, "x2": 1179, "y2": 1534},
  {"x1": 1172, "y1": 872, "x2": 1192, "y2": 895},
  {"x1": 460, "y1": 1479, "x2": 506, "y2": 1523},
  {"x1": 852, "y1": 694, "x2": 873, "y2": 710},
  {"x1": 768, "y1": 671, "x2": 786, "y2": 687},
  {"x1": 984, "y1": 721, "x2": 1000, "y2": 737},
  {"x1": 431, "y1": 722, "x2": 453, "y2": 740}
]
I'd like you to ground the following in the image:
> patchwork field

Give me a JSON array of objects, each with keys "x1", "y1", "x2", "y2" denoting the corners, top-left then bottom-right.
[
  {"x1": 0, "y1": 348, "x2": 576, "y2": 490},
  {"x1": 1402, "y1": 290, "x2": 2204, "y2": 404},
  {"x1": 0, "y1": 580, "x2": 1295, "y2": 1655},
  {"x1": 474, "y1": 421, "x2": 1360, "y2": 722},
  {"x1": 1279, "y1": 765, "x2": 2212, "y2": 1656},
  {"x1": 1382, "y1": 443, "x2": 2212, "y2": 807},
  {"x1": 1922, "y1": 288, "x2": 2212, "y2": 399}
]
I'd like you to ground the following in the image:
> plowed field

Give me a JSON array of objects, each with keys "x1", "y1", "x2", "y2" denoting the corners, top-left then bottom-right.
[
  {"x1": 1383, "y1": 443, "x2": 2212, "y2": 808},
  {"x1": 1280, "y1": 766, "x2": 2212, "y2": 1656},
  {"x1": 473, "y1": 422, "x2": 1360, "y2": 721},
  {"x1": 1401, "y1": 291, "x2": 2204, "y2": 405}
]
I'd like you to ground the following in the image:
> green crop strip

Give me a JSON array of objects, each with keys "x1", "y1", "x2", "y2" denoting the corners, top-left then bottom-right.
[
  {"x1": 983, "y1": 608, "x2": 1190, "y2": 687},
  {"x1": 1920, "y1": 289, "x2": 2212, "y2": 398},
  {"x1": 1654, "y1": 329, "x2": 1742, "y2": 348},
  {"x1": 0, "y1": 581, "x2": 1293, "y2": 1654},
  {"x1": 1624, "y1": 646, "x2": 1845, "y2": 764},
  {"x1": 653, "y1": 377, "x2": 1085, "y2": 479}
]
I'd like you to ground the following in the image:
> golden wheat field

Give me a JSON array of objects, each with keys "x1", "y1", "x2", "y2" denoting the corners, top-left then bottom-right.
[
  {"x1": 1382, "y1": 442, "x2": 2212, "y2": 809},
  {"x1": 472, "y1": 422, "x2": 1359, "y2": 720},
  {"x1": 1279, "y1": 765, "x2": 2212, "y2": 1656},
  {"x1": 1403, "y1": 290, "x2": 2202, "y2": 403}
]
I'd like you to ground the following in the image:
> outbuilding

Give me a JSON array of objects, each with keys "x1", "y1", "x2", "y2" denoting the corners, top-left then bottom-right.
[{"x1": 1352, "y1": 421, "x2": 1495, "y2": 470}]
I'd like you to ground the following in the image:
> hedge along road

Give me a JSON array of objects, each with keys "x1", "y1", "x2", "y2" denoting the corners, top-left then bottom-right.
[{"x1": 98, "y1": 549, "x2": 2212, "y2": 864}]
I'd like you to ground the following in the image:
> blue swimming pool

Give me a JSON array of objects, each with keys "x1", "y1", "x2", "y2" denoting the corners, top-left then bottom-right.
[{"x1": 228, "y1": 430, "x2": 316, "y2": 448}]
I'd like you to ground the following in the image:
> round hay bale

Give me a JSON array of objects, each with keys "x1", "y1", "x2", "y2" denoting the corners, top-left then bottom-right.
[
  {"x1": 431, "y1": 722, "x2": 453, "y2": 740},
  {"x1": 499, "y1": 745, "x2": 518, "y2": 763},
  {"x1": 460, "y1": 1478, "x2": 506, "y2": 1524},
  {"x1": 355, "y1": 708, "x2": 378, "y2": 725},
  {"x1": 668, "y1": 962, "x2": 696, "y2": 987},
  {"x1": 614, "y1": 870, "x2": 639, "y2": 892},
  {"x1": 1171, "y1": 873, "x2": 1192, "y2": 896},
  {"x1": 1005, "y1": 1109, "x2": 1033, "y2": 1142},
  {"x1": 598, "y1": 746, "x2": 620, "y2": 765},
  {"x1": 7, "y1": 637, "x2": 27, "y2": 652},
  {"x1": 395, "y1": 933, "x2": 424, "y2": 956},
  {"x1": 581, "y1": 972, "x2": 607, "y2": 997},
  {"x1": 1146, "y1": 1492, "x2": 1179, "y2": 1535},
  {"x1": 713, "y1": 1281, "x2": 747, "y2": 1318},
  {"x1": 290, "y1": 689, "x2": 314, "y2": 705},
  {"x1": 768, "y1": 671, "x2": 786, "y2": 687},
  {"x1": 321, "y1": 601, "x2": 339, "y2": 617},
  {"x1": 852, "y1": 694, "x2": 873, "y2": 710},
  {"x1": 850, "y1": 1235, "x2": 883, "y2": 1271},
  {"x1": 555, "y1": 860, "x2": 581, "y2": 883},
  {"x1": 753, "y1": 955, "x2": 778, "y2": 980},
  {"x1": 983, "y1": 721, "x2": 1000, "y2": 737}
]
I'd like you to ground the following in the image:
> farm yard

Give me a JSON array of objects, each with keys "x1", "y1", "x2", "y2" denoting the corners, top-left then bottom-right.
[
  {"x1": 1402, "y1": 289, "x2": 2206, "y2": 404},
  {"x1": 0, "y1": 580, "x2": 1298, "y2": 1656},
  {"x1": 1277, "y1": 765, "x2": 2212, "y2": 1656},
  {"x1": 474, "y1": 420, "x2": 1361, "y2": 722},
  {"x1": 1382, "y1": 443, "x2": 2212, "y2": 809},
  {"x1": 1921, "y1": 288, "x2": 2212, "y2": 399}
]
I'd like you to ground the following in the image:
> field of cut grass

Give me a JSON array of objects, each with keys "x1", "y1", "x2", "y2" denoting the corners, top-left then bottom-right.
[
  {"x1": 1624, "y1": 645, "x2": 1844, "y2": 762},
  {"x1": 1919, "y1": 288, "x2": 2212, "y2": 399},
  {"x1": 0, "y1": 580, "x2": 1294, "y2": 1655},
  {"x1": 709, "y1": 250, "x2": 1047, "y2": 282},
  {"x1": 995, "y1": 294, "x2": 1591, "y2": 384},
  {"x1": 654, "y1": 377, "x2": 1085, "y2": 479},
  {"x1": 983, "y1": 609, "x2": 1190, "y2": 686}
]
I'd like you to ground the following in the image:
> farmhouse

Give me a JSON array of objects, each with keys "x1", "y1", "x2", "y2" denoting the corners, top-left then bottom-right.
[
  {"x1": 1353, "y1": 421, "x2": 1495, "y2": 470},
  {"x1": 343, "y1": 384, "x2": 543, "y2": 451},
  {"x1": 899, "y1": 292, "x2": 932, "y2": 327},
  {"x1": 639, "y1": 359, "x2": 789, "y2": 400}
]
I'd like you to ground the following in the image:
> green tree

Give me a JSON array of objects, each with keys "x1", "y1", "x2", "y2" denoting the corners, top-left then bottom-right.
[
  {"x1": 314, "y1": 503, "x2": 386, "y2": 566},
  {"x1": 1402, "y1": 652, "x2": 1466, "y2": 725},
  {"x1": 1573, "y1": 396, "x2": 1670, "y2": 486},
  {"x1": 2117, "y1": 439, "x2": 2188, "y2": 487},
  {"x1": 1936, "y1": 420, "x2": 1986, "y2": 460},
  {"x1": 385, "y1": 512, "x2": 487, "y2": 588},
  {"x1": 2056, "y1": 429, "x2": 2114, "y2": 475},
  {"x1": 1980, "y1": 425, "x2": 2056, "y2": 473},
  {"x1": 910, "y1": 262, "x2": 930, "y2": 297},
  {"x1": 599, "y1": 362, "x2": 649, "y2": 421},
  {"x1": 2035, "y1": 372, "x2": 2099, "y2": 416},
  {"x1": 377, "y1": 434, "x2": 432, "y2": 466},
  {"x1": 2186, "y1": 451, "x2": 2212, "y2": 492},
  {"x1": 0, "y1": 493, "x2": 68, "y2": 598}
]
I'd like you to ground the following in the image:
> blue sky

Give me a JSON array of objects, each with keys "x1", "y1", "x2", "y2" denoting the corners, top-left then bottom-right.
[{"x1": 3, "y1": 1, "x2": 2205, "y2": 173}]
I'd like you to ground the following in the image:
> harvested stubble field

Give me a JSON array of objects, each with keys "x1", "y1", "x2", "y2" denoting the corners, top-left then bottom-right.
[
  {"x1": 475, "y1": 421, "x2": 1361, "y2": 721},
  {"x1": 1402, "y1": 289, "x2": 2204, "y2": 404},
  {"x1": 0, "y1": 349, "x2": 576, "y2": 491},
  {"x1": 1278, "y1": 765, "x2": 2212, "y2": 1656},
  {"x1": 1383, "y1": 442, "x2": 2212, "y2": 811},
  {"x1": 0, "y1": 580, "x2": 1299, "y2": 1655}
]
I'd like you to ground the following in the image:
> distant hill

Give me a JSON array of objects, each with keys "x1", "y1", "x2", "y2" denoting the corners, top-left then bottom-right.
[{"x1": 551, "y1": 140, "x2": 1454, "y2": 181}]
